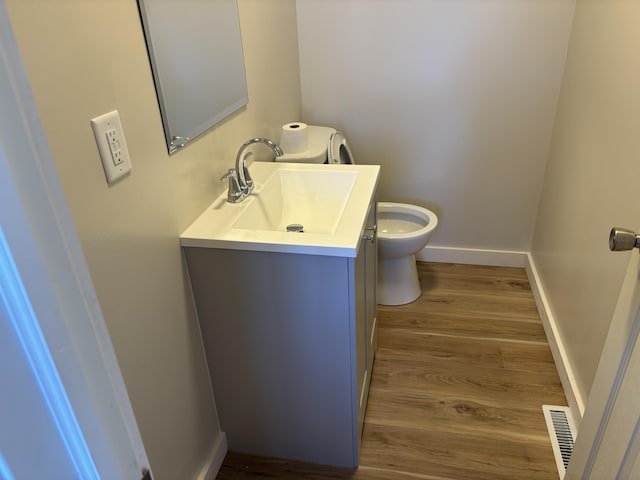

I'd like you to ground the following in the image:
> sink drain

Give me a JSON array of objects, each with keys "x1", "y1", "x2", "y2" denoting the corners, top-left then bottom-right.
[{"x1": 286, "y1": 224, "x2": 304, "y2": 233}]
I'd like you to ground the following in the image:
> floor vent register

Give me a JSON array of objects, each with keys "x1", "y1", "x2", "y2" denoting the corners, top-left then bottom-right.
[{"x1": 543, "y1": 405, "x2": 577, "y2": 479}]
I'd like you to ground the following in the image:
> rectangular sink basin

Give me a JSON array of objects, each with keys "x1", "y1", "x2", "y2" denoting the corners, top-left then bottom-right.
[
  {"x1": 180, "y1": 162, "x2": 380, "y2": 257},
  {"x1": 233, "y1": 169, "x2": 357, "y2": 234}
]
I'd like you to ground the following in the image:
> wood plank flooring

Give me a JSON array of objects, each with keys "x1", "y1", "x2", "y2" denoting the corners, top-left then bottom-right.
[{"x1": 216, "y1": 262, "x2": 566, "y2": 479}]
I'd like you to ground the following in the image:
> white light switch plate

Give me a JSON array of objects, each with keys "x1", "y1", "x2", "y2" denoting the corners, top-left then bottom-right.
[{"x1": 90, "y1": 110, "x2": 132, "y2": 184}]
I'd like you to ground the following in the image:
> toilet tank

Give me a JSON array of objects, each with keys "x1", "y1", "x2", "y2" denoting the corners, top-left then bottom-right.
[{"x1": 277, "y1": 125, "x2": 335, "y2": 164}]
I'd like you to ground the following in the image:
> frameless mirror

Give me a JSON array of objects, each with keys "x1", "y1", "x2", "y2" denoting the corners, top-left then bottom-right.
[{"x1": 138, "y1": 0, "x2": 248, "y2": 154}]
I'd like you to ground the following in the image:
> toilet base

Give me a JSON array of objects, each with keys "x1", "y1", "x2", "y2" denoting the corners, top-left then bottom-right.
[{"x1": 378, "y1": 254, "x2": 422, "y2": 306}]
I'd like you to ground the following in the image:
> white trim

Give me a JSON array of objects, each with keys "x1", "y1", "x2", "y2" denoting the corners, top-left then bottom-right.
[
  {"x1": 196, "y1": 432, "x2": 228, "y2": 480},
  {"x1": 526, "y1": 253, "x2": 585, "y2": 422},
  {"x1": 0, "y1": 227, "x2": 99, "y2": 479},
  {"x1": 619, "y1": 419, "x2": 640, "y2": 479},
  {"x1": 416, "y1": 245, "x2": 527, "y2": 267}
]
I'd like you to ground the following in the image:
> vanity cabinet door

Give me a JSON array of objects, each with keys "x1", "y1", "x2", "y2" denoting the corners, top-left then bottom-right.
[{"x1": 356, "y1": 198, "x2": 378, "y2": 438}]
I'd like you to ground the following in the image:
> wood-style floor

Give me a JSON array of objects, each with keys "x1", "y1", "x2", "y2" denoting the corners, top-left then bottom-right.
[{"x1": 216, "y1": 262, "x2": 567, "y2": 479}]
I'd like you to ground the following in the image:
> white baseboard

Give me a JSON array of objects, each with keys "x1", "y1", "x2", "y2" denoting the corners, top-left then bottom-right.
[
  {"x1": 416, "y1": 245, "x2": 527, "y2": 267},
  {"x1": 525, "y1": 253, "x2": 584, "y2": 423},
  {"x1": 197, "y1": 431, "x2": 228, "y2": 480},
  {"x1": 415, "y1": 245, "x2": 584, "y2": 423}
]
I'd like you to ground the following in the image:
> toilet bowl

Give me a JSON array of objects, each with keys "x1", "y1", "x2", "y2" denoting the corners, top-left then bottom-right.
[
  {"x1": 377, "y1": 202, "x2": 438, "y2": 305},
  {"x1": 278, "y1": 123, "x2": 439, "y2": 306}
]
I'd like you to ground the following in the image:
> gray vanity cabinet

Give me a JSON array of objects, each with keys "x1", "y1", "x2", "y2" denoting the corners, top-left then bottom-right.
[{"x1": 183, "y1": 198, "x2": 378, "y2": 468}]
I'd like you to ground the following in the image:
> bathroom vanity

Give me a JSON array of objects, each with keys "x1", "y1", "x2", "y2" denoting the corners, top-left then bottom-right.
[{"x1": 180, "y1": 162, "x2": 379, "y2": 467}]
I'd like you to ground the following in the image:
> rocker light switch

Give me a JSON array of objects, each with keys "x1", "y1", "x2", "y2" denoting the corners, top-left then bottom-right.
[{"x1": 91, "y1": 110, "x2": 132, "y2": 184}]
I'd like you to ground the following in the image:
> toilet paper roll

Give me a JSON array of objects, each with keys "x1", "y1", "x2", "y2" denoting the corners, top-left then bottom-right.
[{"x1": 280, "y1": 122, "x2": 309, "y2": 154}]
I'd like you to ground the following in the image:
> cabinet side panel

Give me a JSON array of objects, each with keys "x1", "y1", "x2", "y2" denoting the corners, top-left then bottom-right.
[{"x1": 184, "y1": 247, "x2": 355, "y2": 467}]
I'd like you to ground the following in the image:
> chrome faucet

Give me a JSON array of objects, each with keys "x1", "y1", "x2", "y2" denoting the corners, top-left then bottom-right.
[{"x1": 222, "y1": 138, "x2": 284, "y2": 203}]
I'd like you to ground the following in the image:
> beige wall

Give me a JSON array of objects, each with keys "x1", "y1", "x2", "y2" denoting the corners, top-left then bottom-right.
[
  {"x1": 532, "y1": 0, "x2": 640, "y2": 404},
  {"x1": 5, "y1": 1, "x2": 301, "y2": 478},
  {"x1": 296, "y1": 0, "x2": 575, "y2": 251}
]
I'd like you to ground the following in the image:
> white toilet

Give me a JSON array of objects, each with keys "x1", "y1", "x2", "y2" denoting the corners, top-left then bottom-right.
[
  {"x1": 278, "y1": 124, "x2": 439, "y2": 305},
  {"x1": 377, "y1": 202, "x2": 438, "y2": 305}
]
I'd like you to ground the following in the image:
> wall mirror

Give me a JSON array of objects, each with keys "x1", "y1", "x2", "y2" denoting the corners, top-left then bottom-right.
[{"x1": 138, "y1": 0, "x2": 248, "y2": 154}]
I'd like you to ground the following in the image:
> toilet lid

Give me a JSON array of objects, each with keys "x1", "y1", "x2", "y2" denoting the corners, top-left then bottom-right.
[{"x1": 328, "y1": 131, "x2": 355, "y2": 164}]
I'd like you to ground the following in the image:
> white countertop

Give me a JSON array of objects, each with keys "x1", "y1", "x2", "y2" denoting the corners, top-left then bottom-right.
[{"x1": 180, "y1": 162, "x2": 380, "y2": 257}]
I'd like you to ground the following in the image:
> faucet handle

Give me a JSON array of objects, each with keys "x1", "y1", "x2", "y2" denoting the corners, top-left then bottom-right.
[
  {"x1": 220, "y1": 168, "x2": 235, "y2": 181},
  {"x1": 221, "y1": 168, "x2": 244, "y2": 203}
]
